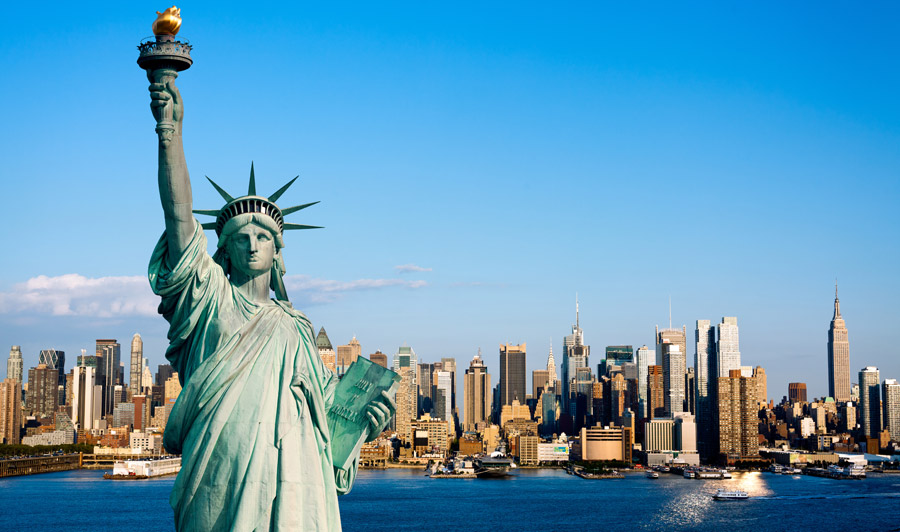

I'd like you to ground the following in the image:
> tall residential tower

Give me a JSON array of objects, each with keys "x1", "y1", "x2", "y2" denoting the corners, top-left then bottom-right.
[
  {"x1": 130, "y1": 334, "x2": 143, "y2": 396},
  {"x1": 6, "y1": 346, "x2": 23, "y2": 383},
  {"x1": 716, "y1": 318, "x2": 741, "y2": 378}
]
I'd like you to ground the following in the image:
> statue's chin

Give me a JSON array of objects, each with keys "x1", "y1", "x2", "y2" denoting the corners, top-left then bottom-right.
[{"x1": 229, "y1": 267, "x2": 271, "y2": 281}]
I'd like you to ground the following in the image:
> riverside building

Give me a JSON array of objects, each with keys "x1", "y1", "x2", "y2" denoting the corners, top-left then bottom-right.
[{"x1": 717, "y1": 369, "x2": 759, "y2": 461}]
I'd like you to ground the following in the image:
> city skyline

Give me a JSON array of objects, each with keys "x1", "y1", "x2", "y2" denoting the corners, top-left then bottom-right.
[{"x1": 1, "y1": 4, "x2": 898, "y2": 401}]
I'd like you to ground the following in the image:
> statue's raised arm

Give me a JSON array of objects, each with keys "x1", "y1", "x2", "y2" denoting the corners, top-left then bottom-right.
[{"x1": 149, "y1": 74, "x2": 193, "y2": 267}]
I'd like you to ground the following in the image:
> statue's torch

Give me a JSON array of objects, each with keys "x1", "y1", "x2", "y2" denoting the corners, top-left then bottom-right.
[{"x1": 137, "y1": 6, "x2": 192, "y2": 144}]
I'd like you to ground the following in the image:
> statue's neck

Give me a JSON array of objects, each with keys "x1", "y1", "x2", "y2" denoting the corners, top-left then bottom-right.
[{"x1": 230, "y1": 271, "x2": 271, "y2": 304}]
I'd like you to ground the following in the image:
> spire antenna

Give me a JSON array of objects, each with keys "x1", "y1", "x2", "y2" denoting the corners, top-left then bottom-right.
[
  {"x1": 576, "y1": 293, "x2": 580, "y2": 329},
  {"x1": 668, "y1": 295, "x2": 672, "y2": 329}
]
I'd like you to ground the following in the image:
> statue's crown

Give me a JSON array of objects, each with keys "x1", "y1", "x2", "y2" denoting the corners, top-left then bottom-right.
[{"x1": 193, "y1": 163, "x2": 322, "y2": 236}]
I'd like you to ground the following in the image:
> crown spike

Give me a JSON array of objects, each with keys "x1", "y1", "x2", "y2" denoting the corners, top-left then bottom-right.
[
  {"x1": 206, "y1": 176, "x2": 235, "y2": 203},
  {"x1": 283, "y1": 223, "x2": 324, "y2": 230},
  {"x1": 248, "y1": 162, "x2": 257, "y2": 196},
  {"x1": 282, "y1": 201, "x2": 320, "y2": 216},
  {"x1": 269, "y1": 176, "x2": 299, "y2": 203},
  {"x1": 192, "y1": 209, "x2": 220, "y2": 217}
]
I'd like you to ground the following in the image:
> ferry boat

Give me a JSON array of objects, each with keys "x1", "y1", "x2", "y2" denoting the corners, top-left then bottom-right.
[
  {"x1": 683, "y1": 470, "x2": 696, "y2": 478},
  {"x1": 646, "y1": 471, "x2": 659, "y2": 479},
  {"x1": 713, "y1": 489, "x2": 749, "y2": 500},
  {"x1": 105, "y1": 457, "x2": 181, "y2": 479}
]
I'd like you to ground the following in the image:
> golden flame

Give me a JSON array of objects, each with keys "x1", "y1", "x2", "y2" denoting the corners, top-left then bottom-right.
[{"x1": 152, "y1": 6, "x2": 182, "y2": 36}]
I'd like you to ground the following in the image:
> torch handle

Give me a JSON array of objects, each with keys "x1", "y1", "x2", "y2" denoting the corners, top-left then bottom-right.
[{"x1": 149, "y1": 68, "x2": 179, "y2": 144}]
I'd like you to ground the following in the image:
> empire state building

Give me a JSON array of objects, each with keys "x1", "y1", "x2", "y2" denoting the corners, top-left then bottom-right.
[{"x1": 827, "y1": 285, "x2": 851, "y2": 402}]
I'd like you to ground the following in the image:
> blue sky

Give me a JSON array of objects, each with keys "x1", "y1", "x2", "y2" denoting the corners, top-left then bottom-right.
[{"x1": 1, "y1": 2, "x2": 898, "y2": 401}]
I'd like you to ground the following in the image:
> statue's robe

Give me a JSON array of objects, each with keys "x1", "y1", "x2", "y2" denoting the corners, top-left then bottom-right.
[{"x1": 149, "y1": 221, "x2": 353, "y2": 532}]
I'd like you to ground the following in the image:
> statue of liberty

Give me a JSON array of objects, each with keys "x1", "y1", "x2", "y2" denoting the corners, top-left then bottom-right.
[{"x1": 144, "y1": 28, "x2": 394, "y2": 531}]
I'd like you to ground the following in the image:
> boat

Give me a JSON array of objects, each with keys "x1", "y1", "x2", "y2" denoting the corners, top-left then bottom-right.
[
  {"x1": 106, "y1": 457, "x2": 181, "y2": 479},
  {"x1": 713, "y1": 489, "x2": 749, "y2": 500},
  {"x1": 474, "y1": 448, "x2": 514, "y2": 478},
  {"x1": 684, "y1": 469, "x2": 696, "y2": 478},
  {"x1": 103, "y1": 472, "x2": 148, "y2": 480},
  {"x1": 646, "y1": 471, "x2": 659, "y2": 479}
]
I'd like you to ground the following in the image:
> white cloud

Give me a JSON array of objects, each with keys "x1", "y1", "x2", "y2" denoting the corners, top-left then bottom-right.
[
  {"x1": 394, "y1": 264, "x2": 433, "y2": 274},
  {"x1": 284, "y1": 275, "x2": 427, "y2": 303},
  {"x1": 0, "y1": 271, "x2": 428, "y2": 318},
  {"x1": 0, "y1": 274, "x2": 158, "y2": 318}
]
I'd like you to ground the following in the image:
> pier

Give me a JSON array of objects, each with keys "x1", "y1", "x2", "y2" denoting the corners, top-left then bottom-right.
[{"x1": 0, "y1": 454, "x2": 82, "y2": 478}]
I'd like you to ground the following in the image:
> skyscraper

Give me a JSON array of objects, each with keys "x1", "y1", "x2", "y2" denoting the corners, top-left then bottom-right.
[
  {"x1": 716, "y1": 318, "x2": 741, "y2": 378},
  {"x1": 859, "y1": 366, "x2": 881, "y2": 438},
  {"x1": 0, "y1": 379, "x2": 22, "y2": 444},
  {"x1": 25, "y1": 364, "x2": 59, "y2": 418},
  {"x1": 368, "y1": 351, "x2": 388, "y2": 368},
  {"x1": 635, "y1": 345, "x2": 654, "y2": 418},
  {"x1": 336, "y1": 336, "x2": 361, "y2": 375},
  {"x1": 661, "y1": 342, "x2": 686, "y2": 416},
  {"x1": 440, "y1": 357, "x2": 458, "y2": 414},
  {"x1": 315, "y1": 328, "x2": 335, "y2": 372},
  {"x1": 463, "y1": 354, "x2": 491, "y2": 431},
  {"x1": 96, "y1": 339, "x2": 121, "y2": 416},
  {"x1": 393, "y1": 346, "x2": 418, "y2": 380},
  {"x1": 72, "y1": 364, "x2": 101, "y2": 430},
  {"x1": 434, "y1": 370, "x2": 453, "y2": 423},
  {"x1": 605, "y1": 346, "x2": 633, "y2": 365},
  {"x1": 657, "y1": 325, "x2": 687, "y2": 416},
  {"x1": 7, "y1": 346, "x2": 23, "y2": 383},
  {"x1": 394, "y1": 366, "x2": 416, "y2": 441},
  {"x1": 393, "y1": 345, "x2": 418, "y2": 438},
  {"x1": 685, "y1": 367, "x2": 695, "y2": 415},
  {"x1": 561, "y1": 298, "x2": 588, "y2": 414},
  {"x1": 532, "y1": 369, "x2": 550, "y2": 400},
  {"x1": 130, "y1": 334, "x2": 143, "y2": 396},
  {"x1": 38, "y1": 349, "x2": 65, "y2": 377},
  {"x1": 753, "y1": 366, "x2": 767, "y2": 405},
  {"x1": 499, "y1": 343, "x2": 526, "y2": 406},
  {"x1": 546, "y1": 341, "x2": 557, "y2": 389},
  {"x1": 717, "y1": 369, "x2": 759, "y2": 460},
  {"x1": 882, "y1": 379, "x2": 900, "y2": 442},
  {"x1": 156, "y1": 364, "x2": 175, "y2": 386},
  {"x1": 788, "y1": 382, "x2": 807, "y2": 403},
  {"x1": 828, "y1": 286, "x2": 851, "y2": 402},
  {"x1": 417, "y1": 362, "x2": 436, "y2": 415},
  {"x1": 647, "y1": 365, "x2": 664, "y2": 419},
  {"x1": 694, "y1": 319, "x2": 715, "y2": 455}
]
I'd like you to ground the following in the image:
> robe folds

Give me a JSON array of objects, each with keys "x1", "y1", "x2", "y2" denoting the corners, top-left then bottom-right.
[{"x1": 149, "y1": 220, "x2": 352, "y2": 532}]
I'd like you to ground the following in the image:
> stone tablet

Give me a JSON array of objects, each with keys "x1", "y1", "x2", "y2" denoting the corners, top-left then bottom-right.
[{"x1": 328, "y1": 358, "x2": 401, "y2": 470}]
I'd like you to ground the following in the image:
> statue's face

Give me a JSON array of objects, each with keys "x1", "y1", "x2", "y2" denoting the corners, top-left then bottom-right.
[{"x1": 226, "y1": 222, "x2": 276, "y2": 277}]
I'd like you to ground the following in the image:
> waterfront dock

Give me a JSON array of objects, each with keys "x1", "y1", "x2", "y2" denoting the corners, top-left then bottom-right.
[{"x1": 0, "y1": 454, "x2": 82, "y2": 478}]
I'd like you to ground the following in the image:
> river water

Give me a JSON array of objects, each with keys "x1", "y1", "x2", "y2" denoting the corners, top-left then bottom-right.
[{"x1": 1, "y1": 468, "x2": 898, "y2": 531}]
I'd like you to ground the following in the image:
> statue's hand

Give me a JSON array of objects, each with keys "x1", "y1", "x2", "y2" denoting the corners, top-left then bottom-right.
[
  {"x1": 364, "y1": 390, "x2": 396, "y2": 442},
  {"x1": 148, "y1": 77, "x2": 183, "y2": 131}
]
